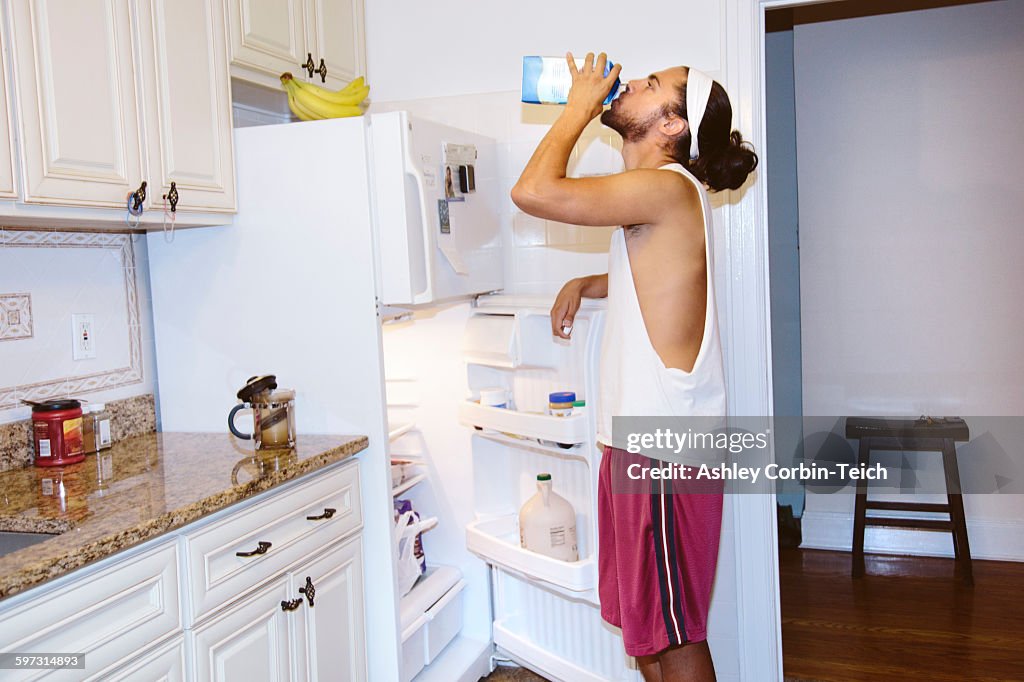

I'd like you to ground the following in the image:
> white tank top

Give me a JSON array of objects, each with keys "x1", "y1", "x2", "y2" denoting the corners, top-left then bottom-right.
[{"x1": 596, "y1": 163, "x2": 727, "y2": 447}]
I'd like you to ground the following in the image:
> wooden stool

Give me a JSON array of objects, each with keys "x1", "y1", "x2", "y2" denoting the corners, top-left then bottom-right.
[{"x1": 844, "y1": 416, "x2": 973, "y2": 585}]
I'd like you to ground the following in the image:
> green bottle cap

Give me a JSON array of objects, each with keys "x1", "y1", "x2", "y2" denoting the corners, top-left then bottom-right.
[
  {"x1": 537, "y1": 473, "x2": 551, "y2": 481},
  {"x1": 572, "y1": 400, "x2": 586, "y2": 407}
]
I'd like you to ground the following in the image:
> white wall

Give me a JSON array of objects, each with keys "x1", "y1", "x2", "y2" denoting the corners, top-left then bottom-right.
[
  {"x1": 793, "y1": 0, "x2": 1024, "y2": 559},
  {"x1": 364, "y1": 0, "x2": 725, "y2": 102},
  {"x1": 0, "y1": 230, "x2": 158, "y2": 425}
]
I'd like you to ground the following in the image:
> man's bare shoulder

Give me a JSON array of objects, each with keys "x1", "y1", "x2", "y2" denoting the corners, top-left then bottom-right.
[
  {"x1": 656, "y1": 167, "x2": 701, "y2": 209},
  {"x1": 621, "y1": 168, "x2": 701, "y2": 231}
]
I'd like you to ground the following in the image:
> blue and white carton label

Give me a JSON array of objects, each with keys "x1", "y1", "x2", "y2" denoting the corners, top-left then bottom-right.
[{"x1": 521, "y1": 56, "x2": 621, "y2": 105}]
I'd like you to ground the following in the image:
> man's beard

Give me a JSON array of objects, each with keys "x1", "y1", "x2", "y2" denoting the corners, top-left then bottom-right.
[{"x1": 600, "y1": 106, "x2": 662, "y2": 142}]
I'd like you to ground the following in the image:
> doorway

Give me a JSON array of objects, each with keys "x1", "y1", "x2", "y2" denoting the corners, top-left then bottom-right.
[{"x1": 762, "y1": 0, "x2": 1024, "y2": 679}]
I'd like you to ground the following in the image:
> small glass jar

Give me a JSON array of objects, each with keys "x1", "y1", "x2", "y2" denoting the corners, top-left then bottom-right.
[
  {"x1": 82, "y1": 403, "x2": 113, "y2": 454},
  {"x1": 548, "y1": 392, "x2": 576, "y2": 417}
]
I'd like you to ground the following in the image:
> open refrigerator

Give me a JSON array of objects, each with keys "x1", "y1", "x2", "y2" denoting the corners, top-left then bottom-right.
[
  {"x1": 384, "y1": 294, "x2": 642, "y2": 681},
  {"x1": 147, "y1": 112, "x2": 641, "y2": 681}
]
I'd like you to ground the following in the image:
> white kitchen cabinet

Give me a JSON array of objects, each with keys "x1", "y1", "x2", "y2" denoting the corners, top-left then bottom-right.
[
  {"x1": 306, "y1": 0, "x2": 365, "y2": 89},
  {"x1": 227, "y1": 0, "x2": 364, "y2": 91},
  {"x1": 0, "y1": 460, "x2": 366, "y2": 681},
  {"x1": 0, "y1": 27, "x2": 17, "y2": 198},
  {"x1": 1, "y1": 0, "x2": 235, "y2": 224},
  {"x1": 182, "y1": 459, "x2": 361, "y2": 623},
  {"x1": 227, "y1": 0, "x2": 307, "y2": 88},
  {"x1": 191, "y1": 575, "x2": 296, "y2": 682},
  {"x1": 135, "y1": 0, "x2": 237, "y2": 213},
  {"x1": 0, "y1": 540, "x2": 181, "y2": 681},
  {"x1": 7, "y1": 0, "x2": 145, "y2": 208},
  {"x1": 293, "y1": 537, "x2": 367, "y2": 682},
  {"x1": 191, "y1": 536, "x2": 366, "y2": 682},
  {"x1": 98, "y1": 636, "x2": 187, "y2": 682}
]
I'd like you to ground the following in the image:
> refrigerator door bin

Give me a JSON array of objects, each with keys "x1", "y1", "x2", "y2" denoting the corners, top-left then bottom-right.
[
  {"x1": 494, "y1": 614, "x2": 641, "y2": 682},
  {"x1": 493, "y1": 618, "x2": 610, "y2": 682},
  {"x1": 466, "y1": 515, "x2": 596, "y2": 592},
  {"x1": 459, "y1": 401, "x2": 589, "y2": 445},
  {"x1": 471, "y1": 429, "x2": 589, "y2": 461},
  {"x1": 463, "y1": 314, "x2": 519, "y2": 367}
]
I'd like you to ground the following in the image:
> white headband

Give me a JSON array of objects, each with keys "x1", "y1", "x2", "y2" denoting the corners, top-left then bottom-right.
[{"x1": 685, "y1": 67, "x2": 714, "y2": 160}]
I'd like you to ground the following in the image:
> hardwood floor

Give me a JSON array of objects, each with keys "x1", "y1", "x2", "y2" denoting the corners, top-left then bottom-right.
[{"x1": 781, "y1": 547, "x2": 1024, "y2": 681}]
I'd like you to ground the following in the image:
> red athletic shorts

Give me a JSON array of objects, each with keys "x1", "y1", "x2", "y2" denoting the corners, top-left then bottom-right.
[{"x1": 597, "y1": 444, "x2": 725, "y2": 657}]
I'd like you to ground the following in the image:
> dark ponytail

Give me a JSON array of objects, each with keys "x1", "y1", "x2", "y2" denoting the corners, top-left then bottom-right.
[
  {"x1": 689, "y1": 129, "x2": 759, "y2": 192},
  {"x1": 667, "y1": 77, "x2": 759, "y2": 192}
]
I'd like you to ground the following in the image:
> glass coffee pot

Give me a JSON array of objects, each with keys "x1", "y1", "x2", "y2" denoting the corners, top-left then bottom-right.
[{"x1": 228, "y1": 375, "x2": 296, "y2": 450}]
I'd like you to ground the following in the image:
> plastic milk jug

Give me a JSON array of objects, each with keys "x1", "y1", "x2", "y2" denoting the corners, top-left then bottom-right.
[
  {"x1": 521, "y1": 56, "x2": 623, "y2": 105},
  {"x1": 519, "y1": 473, "x2": 579, "y2": 561}
]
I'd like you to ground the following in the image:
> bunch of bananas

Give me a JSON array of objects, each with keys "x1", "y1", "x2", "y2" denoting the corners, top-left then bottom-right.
[{"x1": 280, "y1": 72, "x2": 370, "y2": 121}]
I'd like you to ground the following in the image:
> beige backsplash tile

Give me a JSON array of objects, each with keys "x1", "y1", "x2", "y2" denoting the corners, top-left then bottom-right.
[{"x1": 0, "y1": 394, "x2": 156, "y2": 472}]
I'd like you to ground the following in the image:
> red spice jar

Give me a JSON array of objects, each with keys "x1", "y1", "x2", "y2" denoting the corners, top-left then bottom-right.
[{"x1": 31, "y1": 399, "x2": 86, "y2": 467}]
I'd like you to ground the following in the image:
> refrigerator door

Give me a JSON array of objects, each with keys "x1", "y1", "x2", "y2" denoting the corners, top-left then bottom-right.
[{"x1": 369, "y1": 111, "x2": 503, "y2": 306}]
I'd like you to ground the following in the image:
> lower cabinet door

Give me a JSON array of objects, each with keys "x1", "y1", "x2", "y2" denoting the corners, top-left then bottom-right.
[
  {"x1": 191, "y1": 575, "x2": 295, "y2": 682},
  {"x1": 98, "y1": 636, "x2": 187, "y2": 681},
  {"x1": 292, "y1": 536, "x2": 366, "y2": 682}
]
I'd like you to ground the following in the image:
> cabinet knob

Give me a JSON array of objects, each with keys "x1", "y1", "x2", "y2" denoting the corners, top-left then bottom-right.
[
  {"x1": 130, "y1": 181, "x2": 148, "y2": 213},
  {"x1": 315, "y1": 58, "x2": 327, "y2": 83},
  {"x1": 163, "y1": 181, "x2": 178, "y2": 213},
  {"x1": 301, "y1": 53, "x2": 316, "y2": 79},
  {"x1": 306, "y1": 507, "x2": 336, "y2": 521},
  {"x1": 236, "y1": 540, "x2": 272, "y2": 557},
  {"x1": 299, "y1": 576, "x2": 316, "y2": 607},
  {"x1": 281, "y1": 598, "x2": 302, "y2": 612}
]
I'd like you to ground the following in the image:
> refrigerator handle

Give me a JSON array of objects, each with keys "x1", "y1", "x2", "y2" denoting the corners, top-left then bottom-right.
[{"x1": 403, "y1": 157, "x2": 434, "y2": 304}]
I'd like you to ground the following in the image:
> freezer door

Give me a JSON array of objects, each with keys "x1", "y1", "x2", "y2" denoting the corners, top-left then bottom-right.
[{"x1": 369, "y1": 111, "x2": 503, "y2": 306}]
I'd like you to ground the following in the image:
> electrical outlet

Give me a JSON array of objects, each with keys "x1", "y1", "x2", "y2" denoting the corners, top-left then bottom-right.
[{"x1": 72, "y1": 314, "x2": 96, "y2": 360}]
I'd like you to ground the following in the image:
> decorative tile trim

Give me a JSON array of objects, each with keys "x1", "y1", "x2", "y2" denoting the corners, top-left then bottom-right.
[
  {"x1": 0, "y1": 229, "x2": 143, "y2": 409},
  {"x1": 0, "y1": 293, "x2": 32, "y2": 341}
]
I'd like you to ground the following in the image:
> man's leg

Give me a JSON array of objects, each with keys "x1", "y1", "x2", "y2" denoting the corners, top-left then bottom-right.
[
  {"x1": 657, "y1": 640, "x2": 716, "y2": 682},
  {"x1": 637, "y1": 654, "x2": 663, "y2": 682}
]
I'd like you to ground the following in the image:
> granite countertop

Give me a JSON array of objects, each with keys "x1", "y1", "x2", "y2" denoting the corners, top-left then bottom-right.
[{"x1": 0, "y1": 432, "x2": 368, "y2": 600}]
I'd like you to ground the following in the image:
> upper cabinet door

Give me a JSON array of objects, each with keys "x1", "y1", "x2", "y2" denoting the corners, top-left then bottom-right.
[
  {"x1": 307, "y1": 0, "x2": 365, "y2": 89},
  {"x1": 135, "y1": 0, "x2": 236, "y2": 213},
  {"x1": 8, "y1": 0, "x2": 144, "y2": 207},
  {"x1": 228, "y1": 0, "x2": 307, "y2": 87},
  {"x1": 0, "y1": 29, "x2": 17, "y2": 198}
]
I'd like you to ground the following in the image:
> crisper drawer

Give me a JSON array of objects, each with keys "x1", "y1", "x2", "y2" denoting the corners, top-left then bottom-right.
[
  {"x1": 0, "y1": 540, "x2": 181, "y2": 682},
  {"x1": 184, "y1": 462, "x2": 361, "y2": 623},
  {"x1": 400, "y1": 579, "x2": 466, "y2": 682}
]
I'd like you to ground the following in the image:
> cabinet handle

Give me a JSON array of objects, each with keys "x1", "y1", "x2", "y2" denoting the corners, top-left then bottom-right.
[
  {"x1": 315, "y1": 58, "x2": 327, "y2": 83},
  {"x1": 306, "y1": 507, "x2": 336, "y2": 521},
  {"x1": 236, "y1": 540, "x2": 272, "y2": 557},
  {"x1": 131, "y1": 181, "x2": 148, "y2": 212},
  {"x1": 163, "y1": 181, "x2": 178, "y2": 213},
  {"x1": 281, "y1": 598, "x2": 302, "y2": 612},
  {"x1": 301, "y1": 53, "x2": 316, "y2": 78},
  {"x1": 299, "y1": 576, "x2": 316, "y2": 607}
]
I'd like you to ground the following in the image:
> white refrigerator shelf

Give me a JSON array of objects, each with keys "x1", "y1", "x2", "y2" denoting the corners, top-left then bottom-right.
[
  {"x1": 392, "y1": 472, "x2": 428, "y2": 497},
  {"x1": 458, "y1": 401, "x2": 589, "y2": 446},
  {"x1": 465, "y1": 515, "x2": 596, "y2": 593}
]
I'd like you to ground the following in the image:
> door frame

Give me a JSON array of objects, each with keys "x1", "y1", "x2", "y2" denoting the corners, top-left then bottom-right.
[{"x1": 721, "y1": 0, "x2": 837, "y2": 678}]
